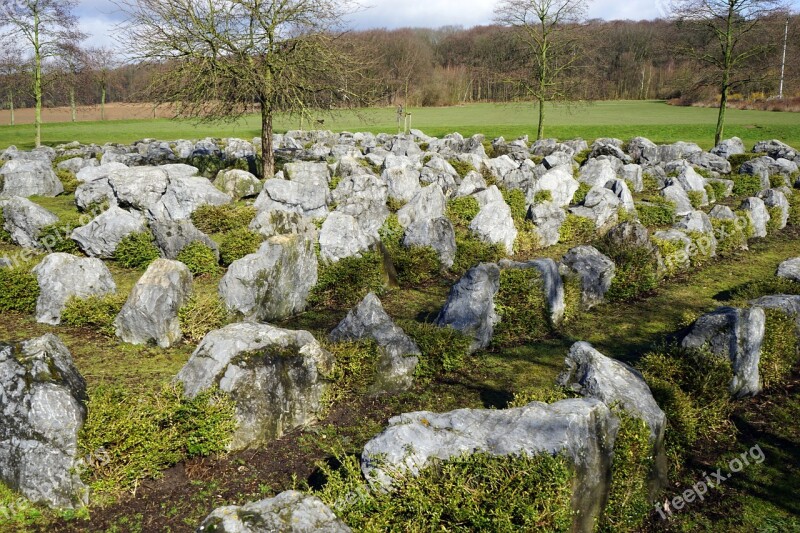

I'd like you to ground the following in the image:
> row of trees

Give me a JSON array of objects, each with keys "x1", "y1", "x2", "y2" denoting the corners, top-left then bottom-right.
[{"x1": 1, "y1": 0, "x2": 797, "y2": 170}]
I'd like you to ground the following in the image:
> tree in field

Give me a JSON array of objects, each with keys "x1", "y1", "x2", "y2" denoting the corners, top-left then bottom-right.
[
  {"x1": 0, "y1": 43, "x2": 26, "y2": 126},
  {"x1": 670, "y1": 0, "x2": 787, "y2": 145},
  {"x1": 495, "y1": 0, "x2": 589, "y2": 140},
  {"x1": 120, "y1": 0, "x2": 360, "y2": 178},
  {"x1": 0, "y1": 0, "x2": 85, "y2": 146},
  {"x1": 85, "y1": 47, "x2": 119, "y2": 121},
  {"x1": 56, "y1": 42, "x2": 86, "y2": 122}
]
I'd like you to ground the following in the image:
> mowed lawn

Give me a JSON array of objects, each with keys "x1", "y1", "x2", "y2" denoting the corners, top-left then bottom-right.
[{"x1": 0, "y1": 100, "x2": 798, "y2": 151}]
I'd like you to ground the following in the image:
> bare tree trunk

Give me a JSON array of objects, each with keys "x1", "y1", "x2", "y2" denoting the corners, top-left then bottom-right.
[
  {"x1": 69, "y1": 87, "x2": 76, "y2": 122},
  {"x1": 7, "y1": 91, "x2": 14, "y2": 126},
  {"x1": 33, "y1": 9, "x2": 42, "y2": 147},
  {"x1": 101, "y1": 84, "x2": 106, "y2": 120},
  {"x1": 537, "y1": 97, "x2": 545, "y2": 140},
  {"x1": 260, "y1": 101, "x2": 274, "y2": 179},
  {"x1": 715, "y1": 71, "x2": 728, "y2": 146}
]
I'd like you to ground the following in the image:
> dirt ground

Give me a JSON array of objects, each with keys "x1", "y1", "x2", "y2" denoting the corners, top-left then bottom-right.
[{"x1": 0, "y1": 103, "x2": 179, "y2": 125}]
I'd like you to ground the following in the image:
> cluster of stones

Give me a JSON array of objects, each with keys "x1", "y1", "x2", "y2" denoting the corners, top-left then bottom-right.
[{"x1": 0, "y1": 132, "x2": 798, "y2": 530}]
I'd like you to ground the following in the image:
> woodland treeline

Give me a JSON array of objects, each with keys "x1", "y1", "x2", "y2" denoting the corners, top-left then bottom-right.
[{"x1": 1, "y1": 15, "x2": 798, "y2": 113}]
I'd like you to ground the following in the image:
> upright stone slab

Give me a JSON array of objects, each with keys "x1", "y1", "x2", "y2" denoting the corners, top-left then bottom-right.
[
  {"x1": 175, "y1": 323, "x2": 334, "y2": 450},
  {"x1": 0, "y1": 335, "x2": 88, "y2": 508},
  {"x1": 329, "y1": 293, "x2": 419, "y2": 392},
  {"x1": 115, "y1": 259, "x2": 193, "y2": 348},
  {"x1": 435, "y1": 263, "x2": 501, "y2": 352},
  {"x1": 559, "y1": 246, "x2": 615, "y2": 310}
]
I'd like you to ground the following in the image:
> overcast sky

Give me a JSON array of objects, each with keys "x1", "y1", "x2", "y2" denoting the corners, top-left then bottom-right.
[{"x1": 76, "y1": 0, "x2": 800, "y2": 49}]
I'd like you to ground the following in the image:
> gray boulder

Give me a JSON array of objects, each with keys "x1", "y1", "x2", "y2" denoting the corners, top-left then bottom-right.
[
  {"x1": 0, "y1": 335, "x2": 88, "y2": 508},
  {"x1": 254, "y1": 178, "x2": 329, "y2": 219},
  {"x1": 660, "y1": 184, "x2": 693, "y2": 216},
  {"x1": 658, "y1": 141, "x2": 702, "y2": 162},
  {"x1": 674, "y1": 210, "x2": 717, "y2": 257},
  {"x1": 71, "y1": 206, "x2": 147, "y2": 258},
  {"x1": 777, "y1": 257, "x2": 800, "y2": 282},
  {"x1": 197, "y1": 490, "x2": 351, "y2": 533},
  {"x1": 361, "y1": 398, "x2": 617, "y2": 533},
  {"x1": 330, "y1": 293, "x2": 419, "y2": 391},
  {"x1": 150, "y1": 218, "x2": 220, "y2": 260},
  {"x1": 150, "y1": 175, "x2": 232, "y2": 221},
  {"x1": 590, "y1": 137, "x2": 630, "y2": 162},
  {"x1": 470, "y1": 186, "x2": 517, "y2": 254},
  {"x1": 219, "y1": 234, "x2": 317, "y2": 321},
  {"x1": 0, "y1": 159, "x2": 63, "y2": 197},
  {"x1": 627, "y1": 137, "x2": 660, "y2": 165},
  {"x1": 331, "y1": 173, "x2": 389, "y2": 238},
  {"x1": 753, "y1": 139, "x2": 797, "y2": 161},
  {"x1": 710, "y1": 137, "x2": 745, "y2": 159},
  {"x1": 213, "y1": 169, "x2": 262, "y2": 200},
  {"x1": 653, "y1": 229, "x2": 692, "y2": 273},
  {"x1": 751, "y1": 295, "x2": 800, "y2": 336},
  {"x1": 559, "y1": 246, "x2": 615, "y2": 310},
  {"x1": 528, "y1": 201, "x2": 566, "y2": 247},
  {"x1": 402, "y1": 216, "x2": 457, "y2": 269},
  {"x1": 0, "y1": 196, "x2": 59, "y2": 249},
  {"x1": 284, "y1": 161, "x2": 330, "y2": 187},
  {"x1": 382, "y1": 164, "x2": 421, "y2": 202},
  {"x1": 318, "y1": 212, "x2": 375, "y2": 263},
  {"x1": 759, "y1": 189, "x2": 790, "y2": 230},
  {"x1": 739, "y1": 157, "x2": 773, "y2": 189},
  {"x1": 108, "y1": 166, "x2": 170, "y2": 212},
  {"x1": 532, "y1": 165, "x2": 579, "y2": 207},
  {"x1": 115, "y1": 259, "x2": 193, "y2": 348},
  {"x1": 454, "y1": 170, "x2": 486, "y2": 198},
  {"x1": 75, "y1": 179, "x2": 116, "y2": 212},
  {"x1": 604, "y1": 178, "x2": 635, "y2": 212},
  {"x1": 435, "y1": 263, "x2": 500, "y2": 352},
  {"x1": 572, "y1": 186, "x2": 620, "y2": 228},
  {"x1": 175, "y1": 323, "x2": 334, "y2": 450},
  {"x1": 687, "y1": 151, "x2": 731, "y2": 174},
  {"x1": 621, "y1": 163, "x2": 644, "y2": 192},
  {"x1": 682, "y1": 307, "x2": 765, "y2": 397},
  {"x1": 578, "y1": 158, "x2": 617, "y2": 187},
  {"x1": 32, "y1": 254, "x2": 116, "y2": 325},
  {"x1": 56, "y1": 157, "x2": 97, "y2": 174},
  {"x1": 75, "y1": 162, "x2": 128, "y2": 183},
  {"x1": 249, "y1": 210, "x2": 317, "y2": 240},
  {"x1": 396, "y1": 184, "x2": 446, "y2": 229},
  {"x1": 740, "y1": 197, "x2": 770, "y2": 238}
]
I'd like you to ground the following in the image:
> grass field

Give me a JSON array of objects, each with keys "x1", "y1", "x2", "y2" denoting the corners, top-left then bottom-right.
[{"x1": 1, "y1": 100, "x2": 798, "y2": 151}]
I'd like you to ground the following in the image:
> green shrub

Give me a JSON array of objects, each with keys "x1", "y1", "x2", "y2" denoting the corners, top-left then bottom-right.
[
  {"x1": 571, "y1": 183, "x2": 591, "y2": 205},
  {"x1": 769, "y1": 173, "x2": 788, "y2": 188},
  {"x1": 176, "y1": 242, "x2": 219, "y2": 276},
  {"x1": 379, "y1": 215, "x2": 441, "y2": 287},
  {"x1": 448, "y1": 159, "x2": 475, "y2": 179},
  {"x1": 559, "y1": 214, "x2": 595, "y2": 244},
  {"x1": 493, "y1": 268, "x2": 551, "y2": 346},
  {"x1": 190, "y1": 204, "x2": 256, "y2": 234},
  {"x1": 400, "y1": 321, "x2": 472, "y2": 382},
  {"x1": 574, "y1": 149, "x2": 591, "y2": 166},
  {"x1": 219, "y1": 228, "x2": 263, "y2": 266},
  {"x1": 61, "y1": 293, "x2": 127, "y2": 336},
  {"x1": 0, "y1": 267, "x2": 40, "y2": 313},
  {"x1": 730, "y1": 174, "x2": 762, "y2": 197},
  {"x1": 55, "y1": 168, "x2": 80, "y2": 195},
  {"x1": 711, "y1": 218, "x2": 749, "y2": 256},
  {"x1": 534, "y1": 189, "x2": 553, "y2": 204},
  {"x1": 178, "y1": 293, "x2": 228, "y2": 343},
  {"x1": 386, "y1": 197, "x2": 407, "y2": 212},
  {"x1": 308, "y1": 251, "x2": 385, "y2": 309},
  {"x1": 451, "y1": 234, "x2": 505, "y2": 274},
  {"x1": 514, "y1": 219, "x2": 543, "y2": 257},
  {"x1": 481, "y1": 140, "x2": 495, "y2": 158},
  {"x1": 636, "y1": 198, "x2": 676, "y2": 228},
  {"x1": 760, "y1": 309, "x2": 800, "y2": 390},
  {"x1": 315, "y1": 451, "x2": 574, "y2": 532},
  {"x1": 637, "y1": 346, "x2": 734, "y2": 471},
  {"x1": 599, "y1": 411, "x2": 653, "y2": 532},
  {"x1": 502, "y1": 188, "x2": 528, "y2": 221},
  {"x1": 187, "y1": 154, "x2": 250, "y2": 178},
  {"x1": 114, "y1": 231, "x2": 161, "y2": 269},
  {"x1": 728, "y1": 152, "x2": 765, "y2": 173},
  {"x1": 509, "y1": 385, "x2": 572, "y2": 407},
  {"x1": 652, "y1": 236, "x2": 687, "y2": 278},
  {"x1": 321, "y1": 340, "x2": 381, "y2": 405},
  {"x1": 446, "y1": 196, "x2": 480, "y2": 226},
  {"x1": 685, "y1": 230, "x2": 714, "y2": 267},
  {"x1": 727, "y1": 277, "x2": 800, "y2": 304},
  {"x1": 0, "y1": 211, "x2": 10, "y2": 243},
  {"x1": 79, "y1": 383, "x2": 236, "y2": 498},
  {"x1": 789, "y1": 193, "x2": 800, "y2": 226},
  {"x1": 37, "y1": 223, "x2": 81, "y2": 254},
  {"x1": 597, "y1": 237, "x2": 661, "y2": 302},
  {"x1": 707, "y1": 179, "x2": 730, "y2": 201},
  {"x1": 687, "y1": 190, "x2": 705, "y2": 209},
  {"x1": 766, "y1": 206, "x2": 784, "y2": 233}
]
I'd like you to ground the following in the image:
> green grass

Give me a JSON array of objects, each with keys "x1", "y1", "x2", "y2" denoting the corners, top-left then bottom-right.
[{"x1": 1, "y1": 101, "x2": 798, "y2": 151}]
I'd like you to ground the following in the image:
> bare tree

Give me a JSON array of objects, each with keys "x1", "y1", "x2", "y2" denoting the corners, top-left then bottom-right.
[
  {"x1": 85, "y1": 46, "x2": 119, "y2": 121},
  {"x1": 495, "y1": 0, "x2": 588, "y2": 140},
  {"x1": 671, "y1": 0, "x2": 787, "y2": 144},
  {"x1": 120, "y1": 0, "x2": 361, "y2": 177},
  {"x1": 0, "y1": 0, "x2": 85, "y2": 146},
  {"x1": 56, "y1": 42, "x2": 87, "y2": 122},
  {"x1": 0, "y1": 43, "x2": 26, "y2": 126}
]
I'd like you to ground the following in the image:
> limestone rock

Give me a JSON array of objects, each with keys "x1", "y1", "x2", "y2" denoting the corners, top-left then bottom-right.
[
  {"x1": 435, "y1": 263, "x2": 500, "y2": 352},
  {"x1": 115, "y1": 259, "x2": 193, "y2": 348},
  {"x1": 219, "y1": 234, "x2": 317, "y2": 321},
  {"x1": 175, "y1": 323, "x2": 334, "y2": 450},
  {"x1": 0, "y1": 196, "x2": 59, "y2": 249},
  {"x1": 71, "y1": 206, "x2": 147, "y2": 258},
  {"x1": 0, "y1": 159, "x2": 63, "y2": 197},
  {"x1": 213, "y1": 169, "x2": 263, "y2": 200},
  {"x1": 32, "y1": 254, "x2": 116, "y2": 325},
  {"x1": 559, "y1": 246, "x2": 615, "y2": 310},
  {"x1": 777, "y1": 257, "x2": 800, "y2": 282}
]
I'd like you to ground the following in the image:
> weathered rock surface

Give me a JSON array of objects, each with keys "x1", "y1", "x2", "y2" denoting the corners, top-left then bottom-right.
[
  {"x1": 435, "y1": 263, "x2": 500, "y2": 352},
  {"x1": 682, "y1": 307, "x2": 765, "y2": 397},
  {"x1": 71, "y1": 206, "x2": 147, "y2": 258},
  {"x1": 710, "y1": 137, "x2": 745, "y2": 159},
  {"x1": 0, "y1": 196, "x2": 59, "y2": 249},
  {"x1": 528, "y1": 201, "x2": 566, "y2": 247},
  {"x1": 740, "y1": 197, "x2": 770, "y2": 238},
  {"x1": 777, "y1": 257, "x2": 800, "y2": 282},
  {"x1": 330, "y1": 293, "x2": 419, "y2": 391},
  {"x1": 361, "y1": 398, "x2": 617, "y2": 533},
  {"x1": 175, "y1": 323, "x2": 334, "y2": 450},
  {"x1": 559, "y1": 246, "x2": 615, "y2": 310},
  {"x1": 219, "y1": 234, "x2": 318, "y2": 321},
  {"x1": 318, "y1": 212, "x2": 375, "y2": 263},
  {"x1": 470, "y1": 186, "x2": 517, "y2": 254},
  {"x1": 150, "y1": 218, "x2": 219, "y2": 260},
  {"x1": 33, "y1": 254, "x2": 116, "y2": 325},
  {"x1": 0, "y1": 159, "x2": 63, "y2": 197},
  {"x1": 0, "y1": 335, "x2": 88, "y2": 508},
  {"x1": 402, "y1": 216, "x2": 457, "y2": 268},
  {"x1": 254, "y1": 178, "x2": 328, "y2": 219},
  {"x1": 197, "y1": 490, "x2": 351, "y2": 533},
  {"x1": 114, "y1": 259, "x2": 193, "y2": 348}
]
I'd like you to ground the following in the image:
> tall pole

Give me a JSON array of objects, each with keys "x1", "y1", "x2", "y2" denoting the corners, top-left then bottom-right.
[{"x1": 779, "y1": 17, "x2": 788, "y2": 99}]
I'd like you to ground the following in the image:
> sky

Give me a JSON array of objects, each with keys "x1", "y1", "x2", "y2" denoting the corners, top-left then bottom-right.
[{"x1": 76, "y1": 0, "x2": 800, "y2": 49}]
